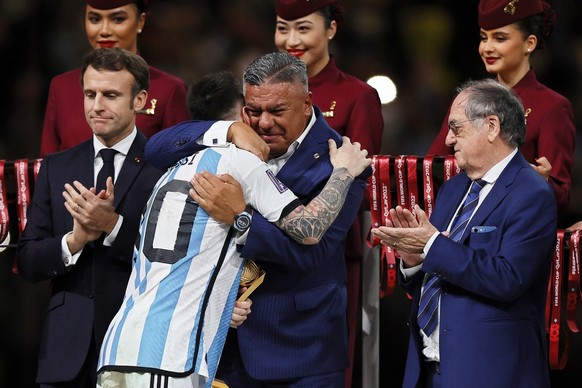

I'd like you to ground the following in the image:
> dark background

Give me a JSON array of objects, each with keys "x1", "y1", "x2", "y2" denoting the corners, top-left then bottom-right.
[{"x1": 1, "y1": 0, "x2": 581, "y2": 386}]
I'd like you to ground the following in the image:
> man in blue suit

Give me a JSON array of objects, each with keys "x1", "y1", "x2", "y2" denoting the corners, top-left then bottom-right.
[
  {"x1": 372, "y1": 78, "x2": 556, "y2": 388},
  {"x1": 17, "y1": 48, "x2": 164, "y2": 387},
  {"x1": 143, "y1": 52, "x2": 370, "y2": 387}
]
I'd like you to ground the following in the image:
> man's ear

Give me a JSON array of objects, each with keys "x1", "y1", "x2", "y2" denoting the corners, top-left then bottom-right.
[
  {"x1": 133, "y1": 90, "x2": 148, "y2": 112},
  {"x1": 487, "y1": 115, "x2": 501, "y2": 143},
  {"x1": 303, "y1": 91, "x2": 313, "y2": 117}
]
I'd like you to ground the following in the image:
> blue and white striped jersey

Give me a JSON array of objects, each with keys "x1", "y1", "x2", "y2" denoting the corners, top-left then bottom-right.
[{"x1": 98, "y1": 145, "x2": 296, "y2": 384}]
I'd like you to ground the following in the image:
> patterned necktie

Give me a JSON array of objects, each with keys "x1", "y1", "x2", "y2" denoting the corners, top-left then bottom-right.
[
  {"x1": 417, "y1": 179, "x2": 486, "y2": 336},
  {"x1": 96, "y1": 148, "x2": 118, "y2": 192}
]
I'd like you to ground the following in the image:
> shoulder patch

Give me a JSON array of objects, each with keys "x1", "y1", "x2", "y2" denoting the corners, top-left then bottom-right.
[{"x1": 266, "y1": 170, "x2": 288, "y2": 193}]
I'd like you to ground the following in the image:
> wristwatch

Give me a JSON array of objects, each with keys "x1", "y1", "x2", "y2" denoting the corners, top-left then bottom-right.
[{"x1": 233, "y1": 207, "x2": 253, "y2": 233}]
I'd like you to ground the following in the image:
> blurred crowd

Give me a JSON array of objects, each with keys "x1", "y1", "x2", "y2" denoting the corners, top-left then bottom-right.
[
  {"x1": 0, "y1": 0, "x2": 581, "y2": 386},
  {"x1": 1, "y1": 1, "x2": 580, "y2": 157}
]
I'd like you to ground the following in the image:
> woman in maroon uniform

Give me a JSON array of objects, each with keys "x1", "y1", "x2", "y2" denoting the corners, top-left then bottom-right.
[
  {"x1": 274, "y1": 1, "x2": 384, "y2": 387},
  {"x1": 40, "y1": 0, "x2": 190, "y2": 157},
  {"x1": 428, "y1": 0, "x2": 575, "y2": 214}
]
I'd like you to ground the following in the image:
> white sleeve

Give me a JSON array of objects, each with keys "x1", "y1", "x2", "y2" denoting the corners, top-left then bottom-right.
[
  {"x1": 103, "y1": 214, "x2": 124, "y2": 246},
  {"x1": 200, "y1": 121, "x2": 234, "y2": 146},
  {"x1": 228, "y1": 147, "x2": 297, "y2": 222}
]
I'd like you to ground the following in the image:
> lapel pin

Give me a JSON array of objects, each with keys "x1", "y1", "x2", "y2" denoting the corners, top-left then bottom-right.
[
  {"x1": 313, "y1": 153, "x2": 320, "y2": 159},
  {"x1": 134, "y1": 157, "x2": 141, "y2": 163}
]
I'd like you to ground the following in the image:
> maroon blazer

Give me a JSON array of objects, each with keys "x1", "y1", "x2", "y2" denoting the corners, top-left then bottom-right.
[
  {"x1": 40, "y1": 66, "x2": 190, "y2": 157},
  {"x1": 309, "y1": 57, "x2": 384, "y2": 260},
  {"x1": 310, "y1": 57, "x2": 384, "y2": 157},
  {"x1": 427, "y1": 69, "x2": 575, "y2": 213}
]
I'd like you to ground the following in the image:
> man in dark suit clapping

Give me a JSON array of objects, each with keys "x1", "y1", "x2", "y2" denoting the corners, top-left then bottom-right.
[{"x1": 18, "y1": 47, "x2": 163, "y2": 388}]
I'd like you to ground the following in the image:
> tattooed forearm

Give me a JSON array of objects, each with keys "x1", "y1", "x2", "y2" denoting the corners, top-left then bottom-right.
[{"x1": 276, "y1": 167, "x2": 355, "y2": 245}]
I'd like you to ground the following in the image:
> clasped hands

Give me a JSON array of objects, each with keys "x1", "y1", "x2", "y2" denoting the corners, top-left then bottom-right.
[
  {"x1": 371, "y1": 205, "x2": 439, "y2": 267},
  {"x1": 62, "y1": 177, "x2": 118, "y2": 253}
]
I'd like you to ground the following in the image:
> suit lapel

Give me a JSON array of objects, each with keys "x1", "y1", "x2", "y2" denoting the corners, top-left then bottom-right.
[
  {"x1": 113, "y1": 132, "x2": 148, "y2": 207},
  {"x1": 460, "y1": 153, "x2": 523, "y2": 242},
  {"x1": 78, "y1": 142, "x2": 96, "y2": 190},
  {"x1": 432, "y1": 175, "x2": 471, "y2": 231},
  {"x1": 60, "y1": 142, "x2": 95, "y2": 232},
  {"x1": 276, "y1": 116, "x2": 330, "y2": 196}
]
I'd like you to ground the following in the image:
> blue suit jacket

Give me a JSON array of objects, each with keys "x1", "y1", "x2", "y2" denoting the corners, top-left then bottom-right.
[
  {"x1": 401, "y1": 152, "x2": 556, "y2": 388},
  {"x1": 18, "y1": 132, "x2": 163, "y2": 383},
  {"x1": 145, "y1": 109, "x2": 369, "y2": 380}
]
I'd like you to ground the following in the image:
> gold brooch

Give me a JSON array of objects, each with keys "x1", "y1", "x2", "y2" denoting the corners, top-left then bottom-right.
[
  {"x1": 322, "y1": 100, "x2": 336, "y2": 118},
  {"x1": 138, "y1": 98, "x2": 157, "y2": 115},
  {"x1": 503, "y1": 0, "x2": 519, "y2": 15}
]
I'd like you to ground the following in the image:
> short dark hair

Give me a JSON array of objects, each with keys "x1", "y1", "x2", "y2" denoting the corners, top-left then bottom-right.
[
  {"x1": 187, "y1": 71, "x2": 243, "y2": 120},
  {"x1": 80, "y1": 47, "x2": 150, "y2": 99},
  {"x1": 458, "y1": 78, "x2": 526, "y2": 148}
]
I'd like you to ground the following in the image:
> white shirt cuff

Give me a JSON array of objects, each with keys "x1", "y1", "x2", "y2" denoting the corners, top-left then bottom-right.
[
  {"x1": 400, "y1": 259, "x2": 422, "y2": 280},
  {"x1": 400, "y1": 231, "x2": 440, "y2": 280},
  {"x1": 61, "y1": 233, "x2": 82, "y2": 267},
  {"x1": 103, "y1": 215, "x2": 124, "y2": 247},
  {"x1": 424, "y1": 231, "x2": 440, "y2": 256}
]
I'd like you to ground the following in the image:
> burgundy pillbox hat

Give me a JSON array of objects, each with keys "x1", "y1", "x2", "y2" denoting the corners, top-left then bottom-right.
[
  {"x1": 478, "y1": 0, "x2": 545, "y2": 29},
  {"x1": 275, "y1": 0, "x2": 338, "y2": 21},
  {"x1": 86, "y1": 0, "x2": 148, "y2": 11}
]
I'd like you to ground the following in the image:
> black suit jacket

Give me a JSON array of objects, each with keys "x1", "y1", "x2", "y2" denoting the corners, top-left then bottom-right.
[{"x1": 18, "y1": 131, "x2": 163, "y2": 383}]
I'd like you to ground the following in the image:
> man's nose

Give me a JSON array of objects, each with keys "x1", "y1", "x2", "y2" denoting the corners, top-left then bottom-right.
[
  {"x1": 445, "y1": 130, "x2": 456, "y2": 147},
  {"x1": 259, "y1": 112, "x2": 274, "y2": 129},
  {"x1": 92, "y1": 94, "x2": 104, "y2": 111}
]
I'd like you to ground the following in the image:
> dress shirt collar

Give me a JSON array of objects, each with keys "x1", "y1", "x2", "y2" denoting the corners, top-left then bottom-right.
[
  {"x1": 93, "y1": 127, "x2": 137, "y2": 157},
  {"x1": 480, "y1": 148, "x2": 518, "y2": 185}
]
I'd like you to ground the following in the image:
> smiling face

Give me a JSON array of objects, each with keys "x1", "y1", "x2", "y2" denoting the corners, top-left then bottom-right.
[
  {"x1": 242, "y1": 82, "x2": 312, "y2": 159},
  {"x1": 478, "y1": 23, "x2": 536, "y2": 84},
  {"x1": 83, "y1": 66, "x2": 147, "y2": 147},
  {"x1": 274, "y1": 12, "x2": 336, "y2": 77},
  {"x1": 85, "y1": 4, "x2": 145, "y2": 53}
]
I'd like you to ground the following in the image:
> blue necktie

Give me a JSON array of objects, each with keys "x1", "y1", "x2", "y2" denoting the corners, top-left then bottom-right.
[
  {"x1": 417, "y1": 179, "x2": 486, "y2": 336},
  {"x1": 96, "y1": 148, "x2": 118, "y2": 192}
]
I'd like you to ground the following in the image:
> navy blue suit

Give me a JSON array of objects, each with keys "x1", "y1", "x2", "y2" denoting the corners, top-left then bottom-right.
[
  {"x1": 18, "y1": 132, "x2": 163, "y2": 384},
  {"x1": 401, "y1": 152, "x2": 556, "y2": 388},
  {"x1": 145, "y1": 109, "x2": 369, "y2": 381}
]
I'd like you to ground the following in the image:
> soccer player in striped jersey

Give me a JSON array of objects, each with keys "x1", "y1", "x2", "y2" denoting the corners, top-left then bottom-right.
[{"x1": 97, "y1": 68, "x2": 371, "y2": 387}]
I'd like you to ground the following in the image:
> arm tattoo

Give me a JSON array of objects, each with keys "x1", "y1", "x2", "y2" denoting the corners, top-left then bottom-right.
[{"x1": 275, "y1": 167, "x2": 355, "y2": 245}]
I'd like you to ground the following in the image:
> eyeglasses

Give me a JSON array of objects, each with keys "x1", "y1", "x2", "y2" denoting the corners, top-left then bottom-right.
[{"x1": 447, "y1": 117, "x2": 482, "y2": 136}]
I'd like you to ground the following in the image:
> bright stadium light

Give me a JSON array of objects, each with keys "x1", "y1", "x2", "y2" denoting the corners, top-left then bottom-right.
[{"x1": 367, "y1": 75, "x2": 397, "y2": 104}]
